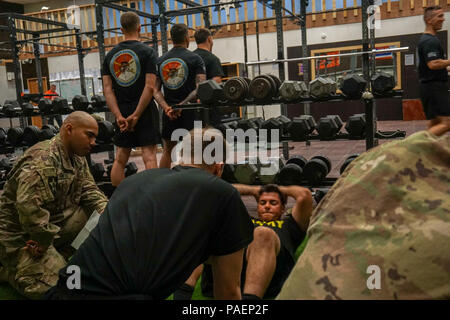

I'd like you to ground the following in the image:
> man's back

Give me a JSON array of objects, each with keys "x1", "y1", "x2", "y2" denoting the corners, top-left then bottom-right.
[
  {"x1": 157, "y1": 47, "x2": 205, "y2": 105},
  {"x1": 193, "y1": 48, "x2": 224, "y2": 80},
  {"x1": 52, "y1": 166, "x2": 253, "y2": 299},
  {"x1": 102, "y1": 40, "x2": 158, "y2": 104}
]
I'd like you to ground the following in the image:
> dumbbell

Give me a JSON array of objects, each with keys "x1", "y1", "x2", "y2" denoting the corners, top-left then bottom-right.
[
  {"x1": 249, "y1": 74, "x2": 280, "y2": 102},
  {"x1": 198, "y1": 80, "x2": 225, "y2": 104},
  {"x1": 0, "y1": 157, "x2": 13, "y2": 175},
  {"x1": 345, "y1": 114, "x2": 366, "y2": 139},
  {"x1": 2, "y1": 100, "x2": 22, "y2": 117},
  {"x1": 289, "y1": 115, "x2": 316, "y2": 141},
  {"x1": 279, "y1": 81, "x2": 308, "y2": 101},
  {"x1": 0, "y1": 128, "x2": 7, "y2": 147},
  {"x1": 91, "y1": 95, "x2": 107, "y2": 112},
  {"x1": 72, "y1": 95, "x2": 94, "y2": 113},
  {"x1": 236, "y1": 119, "x2": 259, "y2": 131},
  {"x1": 52, "y1": 97, "x2": 72, "y2": 114},
  {"x1": 371, "y1": 72, "x2": 395, "y2": 94},
  {"x1": 261, "y1": 118, "x2": 283, "y2": 142},
  {"x1": 249, "y1": 117, "x2": 264, "y2": 129},
  {"x1": 259, "y1": 157, "x2": 284, "y2": 185},
  {"x1": 324, "y1": 77, "x2": 337, "y2": 95},
  {"x1": 125, "y1": 162, "x2": 138, "y2": 177},
  {"x1": 221, "y1": 163, "x2": 237, "y2": 183},
  {"x1": 317, "y1": 115, "x2": 343, "y2": 140},
  {"x1": 339, "y1": 74, "x2": 367, "y2": 98},
  {"x1": 234, "y1": 163, "x2": 259, "y2": 185},
  {"x1": 313, "y1": 188, "x2": 329, "y2": 204},
  {"x1": 309, "y1": 77, "x2": 331, "y2": 98},
  {"x1": 23, "y1": 125, "x2": 41, "y2": 146},
  {"x1": 276, "y1": 155, "x2": 307, "y2": 186},
  {"x1": 340, "y1": 154, "x2": 359, "y2": 174},
  {"x1": 7, "y1": 127, "x2": 24, "y2": 147},
  {"x1": 97, "y1": 120, "x2": 115, "y2": 144},
  {"x1": 21, "y1": 102, "x2": 40, "y2": 116},
  {"x1": 90, "y1": 160, "x2": 106, "y2": 182},
  {"x1": 106, "y1": 162, "x2": 138, "y2": 180},
  {"x1": 303, "y1": 156, "x2": 332, "y2": 184},
  {"x1": 40, "y1": 124, "x2": 59, "y2": 141},
  {"x1": 223, "y1": 77, "x2": 250, "y2": 103},
  {"x1": 38, "y1": 98, "x2": 53, "y2": 115},
  {"x1": 275, "y1": 115, "x2": 292, "y2": 136},
  {"x1": 216, "y1": 120, "x2": 238, "y2": 136}
]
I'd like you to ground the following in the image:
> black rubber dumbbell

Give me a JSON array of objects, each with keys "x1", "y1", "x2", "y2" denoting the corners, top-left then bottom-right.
[
  {"x1": 90, "y1": 160, "x2": 106, "y2": 182},
  {"x1": 91, "y1": 95, "x2": 107, "y2": 112},
  {"x1": 21, "y1": 102, "x2": 40, "y2": 116},
  {"x1": 7, "y1": 127, "x2": 24, "y2": 147},
  {"x1": 0, "y1": 128, "x2": 7, "y2": 147},
  {"x1": 276, "y1": 155, "x2": 307, "y2": 186},
  {"x1": 125, "y1": 162, "x2": 138, "y2": 177},
  {"x1": 303, "y1": 156, "x2": 332, "y2": 184},
  {"x1": 52, "y1": 97, "x2": 72, "y2": 114},
  {"x1": 97, "y1": 120, "x2": 115, "y2": 144},
  {"x1": 234, "y1": 163, "x2": 259, "y2": 185},
  {"x1": 23, "y1": 125, "x2": 41, "y2": 146},
  {"x1": 221, "y1": 163, "x2": 237, "y2": 183},
  {"x1": 38, "y1": 98, "x2": 53, "y2": 115},
  {"x1": 72, "y1": 95, "x2": 93, "y2": 113},
  {"x1": 340, "y1": 154, "x2": 360, "y2": 174},
  {"x1": 40, "y1": 125, "x2": 59, "y2": 141}
]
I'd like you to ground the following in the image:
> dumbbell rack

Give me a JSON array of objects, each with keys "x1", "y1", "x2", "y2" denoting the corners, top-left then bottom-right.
[{"x1": 174, "y1": 89, "x2": 404, "y2": 152}]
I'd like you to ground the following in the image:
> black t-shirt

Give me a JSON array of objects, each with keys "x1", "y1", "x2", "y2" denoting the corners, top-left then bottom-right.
[
  {"x1": 251, "y1": 215, "x2": 305, "y2": 258},
  {"x1": 417, "y1": 33, "x2": 448, "y2": 83},
  {"x1": 157, "y1": 47, "x2": 206, "y2": 105},
  {"x1": 54, "y1": 166, "x2": 253, "y2": 299},
  {"x1": 193, "y1": 48, "x2": 224, "y2": 80},
  {"x1": 102, "y1": 40, "x2": 158, "y2": 104}
]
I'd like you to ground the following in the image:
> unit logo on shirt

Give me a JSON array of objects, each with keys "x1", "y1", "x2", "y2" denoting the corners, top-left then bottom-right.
[
  {"x1": 159, "y1": 58, "x2": 188, "y2": 90},
  {"x1": 109, "y1": 49, "x2": 141, "y2": 87}
]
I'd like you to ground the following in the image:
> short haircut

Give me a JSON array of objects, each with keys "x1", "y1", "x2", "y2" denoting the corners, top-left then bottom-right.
[
  {"x1": 194, "y1": 28, "x2": 212, "y2": 44},
  {"x1": 171, "y1": 24, "x2": 189, "y2": 44},
  {"x1": 120, "y1": 12, "x2": 140, "y2": 33},
  {"x1": 424, "y1": 6, "x2": 441, "y2": 21},
  {"x1": 258, "y1": 184, "x2": 287, "y2": 206},
  {"x1": 179, "y1": 127, "x2": 229, "y2": 167}
]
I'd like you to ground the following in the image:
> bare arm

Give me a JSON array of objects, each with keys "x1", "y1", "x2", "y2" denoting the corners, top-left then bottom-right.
[
  {"x1": 278, "y1": 186, "x2": 313, "y2": 232},
  {"x1": 427, "y1": 59, "x2": 450, "y2": 70},
  {"x1": 178, "y1": 73, "x2": 206, "y2": 106},
  {"x1": 102, "y1": 75, "x2": 128, "y2": 132},
  {"x1": 232, "y1": 184, "x2": 259, "y2": 201},
  {"x1": 210, "y1": 249, "x2": 245, "y2": 300},
  {"x1": 126, "y1": 73, "x2": 156, "y2": 130}
]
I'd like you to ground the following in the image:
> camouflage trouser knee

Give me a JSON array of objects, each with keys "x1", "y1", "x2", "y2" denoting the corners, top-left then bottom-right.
[{"x1": 2, "y1": 245, "x2": 67, "y2": 300}]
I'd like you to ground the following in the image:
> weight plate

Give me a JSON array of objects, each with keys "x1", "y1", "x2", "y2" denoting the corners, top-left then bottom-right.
[
  {"x1": 286, "y1": 155, "x2": 308, "y2": 169},
  {"x1": 224, "y1": 77, "x2": 248, "y2": 102},
  {"x1": 249, "y1": 76, "x2": 273, "y2": 101},
  {"x1": 311, "y1": 155, "x2": 332, "y2": 173}
]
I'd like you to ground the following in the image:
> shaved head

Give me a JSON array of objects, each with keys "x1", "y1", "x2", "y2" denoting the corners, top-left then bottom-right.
[
  {"x1": 63, "y1": 111, "x2": 97, "y2": 128},
  {"x1": 61, "y1": 111, "x2": 99, "y2": 157}
]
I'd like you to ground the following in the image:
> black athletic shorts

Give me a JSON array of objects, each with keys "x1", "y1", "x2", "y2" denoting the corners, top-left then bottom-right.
[
  {"x1": 161, "y1": 108, "x2": 205, "y2": 140},
  {"x1": 201, "y1": 233, "x2": 297, "y2": 299},
  {"x1": 113, "y1": 100, "x2": 161, "y2": 148},
  {"x1": 419, "y1": 81, "x2": 450, "y2": 119}
]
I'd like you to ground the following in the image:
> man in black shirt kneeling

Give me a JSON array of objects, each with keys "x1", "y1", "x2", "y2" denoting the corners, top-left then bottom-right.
[{"x1": 45, "y1": 128, "x2": 253, "y2": 300}]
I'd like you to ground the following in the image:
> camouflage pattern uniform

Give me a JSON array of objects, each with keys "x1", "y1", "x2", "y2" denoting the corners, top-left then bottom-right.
[
  {"x1": 277, "y1": 131, "x2": 450, "y2": 300},
  {"x1": 0, "y1": 134, "x2": 108, "y2": 299}
]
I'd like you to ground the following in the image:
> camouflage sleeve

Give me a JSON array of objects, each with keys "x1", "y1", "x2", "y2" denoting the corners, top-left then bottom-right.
[
  {"x1": 16, "y1": 166, "x2": 60, "y2": 249},
  {"x1": 78, "y1": 159, "x2": 108, "y2": 215}
]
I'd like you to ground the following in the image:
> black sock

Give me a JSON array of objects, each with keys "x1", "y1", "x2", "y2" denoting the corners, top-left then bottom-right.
[
  {"x1": 242, "y1": 293, "x2": 262, "y2": 300},
  {"x1": 173, "y1": 283, "x2": 195, "y2": 300}
]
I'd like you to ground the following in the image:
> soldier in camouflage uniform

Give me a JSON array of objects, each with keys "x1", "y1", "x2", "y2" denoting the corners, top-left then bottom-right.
[
  {"x1": 277, "y1": 124, "x2": 450, "y2": 300},
  {"x1": 0, "y1": 111, "x2": 108, "y2": 300}
]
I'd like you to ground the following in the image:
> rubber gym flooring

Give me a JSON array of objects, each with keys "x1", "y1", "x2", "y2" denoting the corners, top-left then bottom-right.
[{"x1": 0, "y1": 120, "x2": 428, "y2": 299}]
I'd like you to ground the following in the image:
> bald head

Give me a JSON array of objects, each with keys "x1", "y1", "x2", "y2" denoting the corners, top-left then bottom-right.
[
  {"x1": 62, "y1": 111, "x2": 98, "y2": 129},
  {"x1": 60, "y1": 111, "x2": 98, "y2": 157}
]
